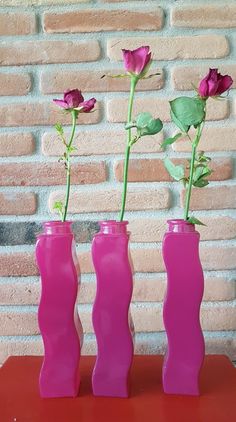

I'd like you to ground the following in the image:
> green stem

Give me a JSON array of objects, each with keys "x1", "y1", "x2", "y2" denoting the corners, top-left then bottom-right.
[
  {"x1": 62, "y1": 109, "x2": 77, "y2": 222},
  {"x1": 184, "y1": 124, "x2": 202, "y2": 221},
  {"x1": 119, "y1": 76, "x2": 138, "y2": 221}
]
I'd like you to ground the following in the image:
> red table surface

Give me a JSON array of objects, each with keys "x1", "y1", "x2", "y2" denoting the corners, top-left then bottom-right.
[{"x1": 0, "y1": 355, "x2": 236, "y2": 422}]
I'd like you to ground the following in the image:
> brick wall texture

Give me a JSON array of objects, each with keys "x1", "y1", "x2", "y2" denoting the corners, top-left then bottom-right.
[{"x1": 0, "y1": 0, "x2": 235, "y2": 364}]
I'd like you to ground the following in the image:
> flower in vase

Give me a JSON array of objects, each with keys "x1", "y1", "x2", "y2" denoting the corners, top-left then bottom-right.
[
  {"x1": 122, "y1": 46, "x2": 151, "y2": 77},
  {"x1": 198, "y1": 69, "x2": 233, "y2": 98},
  {"x1": 53, "y1": 89, "x2": 96, "y2": 112}
]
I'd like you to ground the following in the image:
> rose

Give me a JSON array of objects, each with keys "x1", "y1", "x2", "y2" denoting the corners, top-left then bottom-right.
[
  {"x1": 162, "y1": 68, "x2": 233, "y2": 225},
  {"x1": 52, "y1": 89, "x2": 96, "y2": 221},
  {"x1": 122, "y1": 46, "x2": 151, "y2": 77},
  {"x1": 118, "y1": 45, "x2": 163, "y2": 221},
  {"x1": 198, "y1": 69, "x2": 233, "y2": 98},
  {"x1": 53, "y1": 89, "x2": 96, "y2": 112}
]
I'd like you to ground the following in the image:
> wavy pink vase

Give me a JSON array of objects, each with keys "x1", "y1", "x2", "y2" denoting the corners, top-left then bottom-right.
[
  {"x1": 92, "y1": 220, "x2": 134, "y2": 397},
  {"x1": 35, "y1": 221, "x2": 83, "y2": 398},
  {"x1": 162, "y1": 219, "x2": 205, "y2": 396}
]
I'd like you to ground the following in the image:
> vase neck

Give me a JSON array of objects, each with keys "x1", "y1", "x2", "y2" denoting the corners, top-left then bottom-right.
[
  {"x1": 99, "y1": 220, "x2": 129, "y2": 235},
  {"x1": 167, "y1": 219, "x2": 196, "y2": 233},
  {"x1": 42, "y1": 221, "x2": 73, "y2": 235}
]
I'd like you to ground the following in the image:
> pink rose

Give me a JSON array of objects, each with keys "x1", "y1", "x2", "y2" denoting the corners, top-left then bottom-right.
[
  {"x1": 78, "y1": 98, "x2": 96, "y2": 113},
  {"x1": 53, "y1": 89, "x2": 96, "y2": 112},
  {"x1": 198, "y1": 69, "x2": 233, "y2": 98},
  {"x1": 122, "y1": 46, "x2": 151, "y2": 76}
]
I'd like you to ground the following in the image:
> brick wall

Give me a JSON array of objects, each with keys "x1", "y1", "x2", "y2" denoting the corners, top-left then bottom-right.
[{"x1": 0, "y1": 0, "x2": 235, "y2": 364}]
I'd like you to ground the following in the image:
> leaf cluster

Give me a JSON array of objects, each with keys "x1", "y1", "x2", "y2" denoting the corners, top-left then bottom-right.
[
  {"x1": 164, "y1": 152, "x2": 212, "y2": 187},
  {"x1": 53, "y1": 201, "x2": 64, "y2": 220},
  {"x1": 125, "y1": 112, "x2": 163, "y2": 146}
]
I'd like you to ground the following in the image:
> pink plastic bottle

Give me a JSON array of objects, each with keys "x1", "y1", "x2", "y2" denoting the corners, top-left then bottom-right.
[
  {"x1": 35, "y1": 221, "x2": 83, "y2": 398},
  {"x1": 92, "y1": 220, "x2": 134, "y2": 397},
  {"x1": 162, "y1": 219, "x2": 205, "y2": 396}
]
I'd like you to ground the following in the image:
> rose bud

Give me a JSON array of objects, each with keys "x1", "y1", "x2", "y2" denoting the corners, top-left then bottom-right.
[
  {"x1": 198, "y1": 69, "x2": 233, "y2": 98},
  {"x1": 53, "y1": 90, "x2": 96, "y2": 113},
  {"x1": 53, "y1": 89, "x2": 84, "y2": 109},
  {"x1": 122, "y1": 46, "x2": 151, "y2": 77}
]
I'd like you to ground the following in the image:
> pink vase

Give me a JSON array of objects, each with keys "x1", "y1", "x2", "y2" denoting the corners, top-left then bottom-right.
[
  {"x1": 35, "y1": 221, "x2": 83, "y2": 398},
  {"x1": 92, "y1": 220, "x2": 134, "y2": 397},
  {"x1": 162, "y1": 219, "x2": 205, "y2": 396}
]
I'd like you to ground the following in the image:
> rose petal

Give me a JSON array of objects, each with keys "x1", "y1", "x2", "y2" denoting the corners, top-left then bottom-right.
[
  {"x1": 216, "y1": 75, "x2": 233, "y2": 95},
  {"x1": 79, "y1": 98, "x2": 96, "y2": 113},
  {"x1": 122, "y1": 49, "x2": 136, "y2": 73},
  {"x1": 53, "y1": 99, "x2": 69, "y2": 109},
  {"x1": 64, "y1": 89, "x2": 84, "y2": 108},
  {"x1": 132, "y1": 46, "x2": 150, "y2": 74},
  {"x1": 122, "y1": 46, "x2": 151, "y2": 75}
]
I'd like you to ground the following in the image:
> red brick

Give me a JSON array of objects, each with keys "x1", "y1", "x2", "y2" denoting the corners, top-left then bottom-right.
[
  {"x1": 42, "y1": 130, "x2": 163, "y2": 156},
  {"x1": 200, "y1": 246, "x2": 236, "y2": 271},
  {"x1": 107, "y1": 35, "x2": 229, "y2": 61},
  {"x1": 203, "y1": 278, "x2": 236, "y2": 302},
  {"x1": 0, "y1": 339, "x2": 43, "y2": 366},
  {"x1": 1, "y1": 275, "x2": 234, "y2": 306},
  {"x1": 0, "y1": 282, "x2": 39, "y2": 305},
  {"x1": 0, "y1": 40, "x2": 100, "y2": 66},
  {"x1": 0, "y1": 308, "x2": 92, "y2": 336},
  {"x1": 0, "y1": 73, "x2": 31, "y2": 96},
  {"x1": 133, "y1": 277, "x2": 236, "y2": 302},
  {"x1": 129, "y1": 217, "x2": 236, "y2": 242},
  {"x1": 114, "y1": 158, "x2": 232, "y2": 182},
  {"x1": 132, "y1": 304, "x2": 236, "y2": 332},
  {"x1": 181, "y1": 186, "x2": 236, "y2": 210},
  {"x1": 78, "y1": 244, "x2": 236, "y2": 274},
  {"x1": 40, "y1": 68, "x2": 164, "y2": 94},
  {"x1": 0, "y1": 162, "x2": 107, "y2": 186},
  {"x1": 172, "y1": 65, "x2": 236, "y2": 90},
  {"x1": 0, "y1": 102, "x2": 101, "y2": 127},
  {"x1": 0, "y1": 133, "x2": 35, "y2": 156},
  {"x1": 205, "y1": 337, "x2": 236, "y2": 360},
  {"x1": 107, "y1": 97, "x2": 228, "y2": 123},
  {"x1": 171, "y1": 5, "x2": 236, "y2": 28},
  {"x1": 49, "y1": 187, "x2": 171, "y2": 214},
  {"x1": 201, "y1": 306, "x2": 236, "y2": 330},
  {"x1": 0, "y1": 253, "x2": 37, "y2": 277},
  {"x1": 132, "y1": 249, "x2": 164, "y2": 273},
  {"x1": 0, "y1": 192, "x2": 37, "y2": 215},
  {"x1": 173, "y1": 126, "x2": 236, "y2": 152},
  {"x1": 43, "y1": 9, "x2": 163, "y2": 33},
  {"x1": 4, "y1": 0, "x2": 90, "y2": 4},
  {"x1": 0, "y1": 12, "x2": 36, "y2": 35}
]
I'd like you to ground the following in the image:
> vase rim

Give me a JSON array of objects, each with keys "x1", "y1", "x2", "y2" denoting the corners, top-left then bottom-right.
[
  {"x1": 43, "y1": 220, "x2": 73, "y2": 226},
  {"x1": 99, "y1": 220, "x2": 129, "y2": 226},
  {"x1": 167, "y1": 219, "x2": 193, "y2": 225},
  {"x1": 166, "y1": 219, "x2": 197, "y2": 233}
]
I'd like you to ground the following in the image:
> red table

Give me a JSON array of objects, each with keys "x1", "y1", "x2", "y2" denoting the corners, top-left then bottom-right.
[{"x1": 0, "y1": 355, "x2": 236, "y2": 422}]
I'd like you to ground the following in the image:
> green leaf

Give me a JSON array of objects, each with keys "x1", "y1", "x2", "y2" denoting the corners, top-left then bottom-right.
[
  {"x1": 53, "y1": 201, "x2": 64, "y2": 220},
  {"x1": 161, "y1": 133, "x2": 182, "y2": 149},
  {"x1": 53, "y1": 201, "x2": 64, "y2": 211},
  {"x1": 67, "y1": 145, "x2": 77, "y2": 153},
  {"x1": 170, "y1": 110, "x2": 189, "y2": 133},
  {"x1": 164, "y1": 157, "x2": 185, "y2": 181},
  {"x1": 136, "y1": 112, "x2": 153, "y2": 128},
  {"x1": 102, "y1": 73, "x2": 128, "y2": 79},
  {"x1": 145, "y1": 118, "x2": 163, "y2": 135},
  {"x1": 135, "y1": 112, "x2": 163, "y2": 137},
  {"x1": 55, "y1": 123, "x2": 64, "y2": 135},
  {"x1": 193, "y1": 179, "x2": 209, "y2": 188},
  {"x1": 170, "y1": 97, "x2": 205, "y2": 129},
  {"x1": 187, "y1": 216, "x2": 206, "y2": 226},
  {"x1": 193, "y1": 166, "x2": 212, "y2": 182}
]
